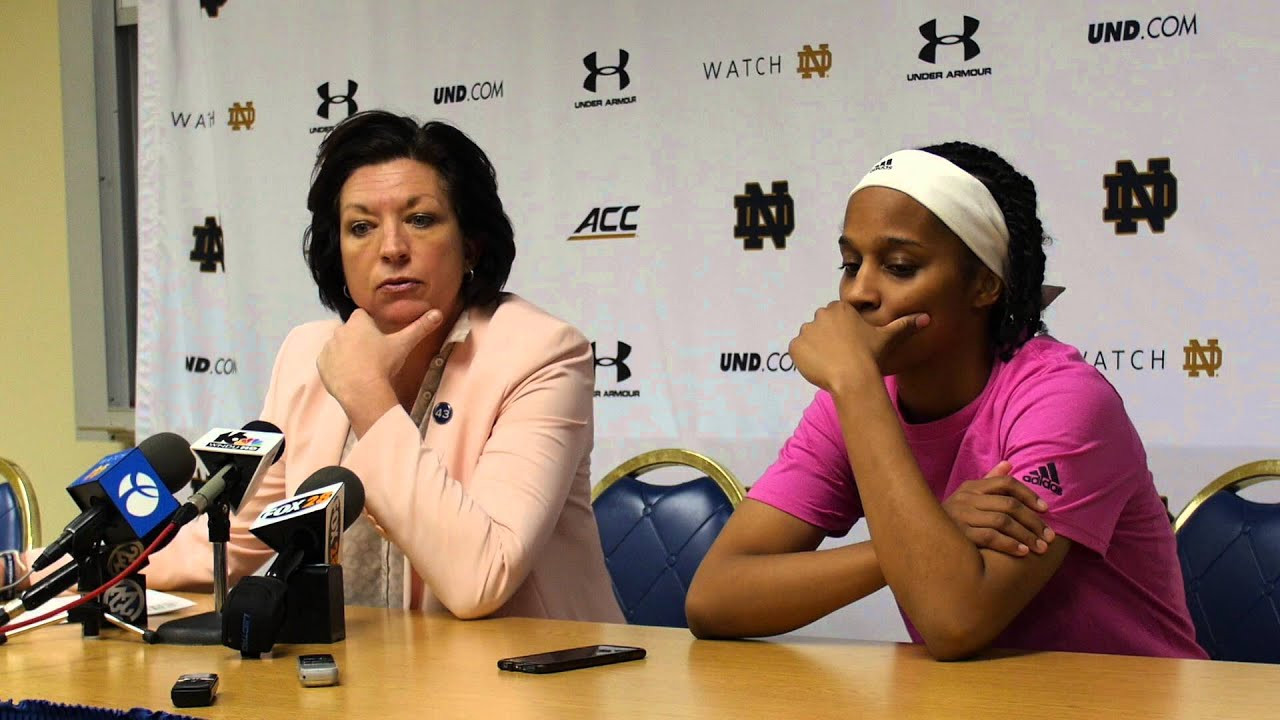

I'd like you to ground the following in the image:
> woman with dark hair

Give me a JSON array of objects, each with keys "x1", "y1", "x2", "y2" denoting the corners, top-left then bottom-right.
[
  {"x1": 684, "y1": 143, "x2": 1204, "y2": 659},
  {"x1": 144, "y1": 110, "x2": 623, "y2": 622}
]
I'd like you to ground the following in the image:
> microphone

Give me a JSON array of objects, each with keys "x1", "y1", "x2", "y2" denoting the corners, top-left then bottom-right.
[
  {"x1": 173, "y1": 421, "x2": 285, "y2": 526},
  {"x1": 0, "y1": 562, "x2": 78, "y2": 627},
  {"x1": 255, "y1": 466, "x2": 365, "y2": 579},
  {"x1": 32, "y1": 433, "x2": 194, "y2": 573},
  {"x1": 221, "y1": 467, "x2": 364, "y2": 656}
]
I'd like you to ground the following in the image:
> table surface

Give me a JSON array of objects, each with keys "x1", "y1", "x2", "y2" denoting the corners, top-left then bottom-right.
[{"x1": 3, "y1": 599, "x2": 1279, "y2": 719}]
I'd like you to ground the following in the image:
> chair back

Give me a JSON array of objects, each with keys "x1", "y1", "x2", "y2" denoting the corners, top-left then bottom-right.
[
  {"x1": 592, "y1": 449, "x2": 746, "y2": 627},
  {"x1": 0, "y1": 456, "x2": 41, "y2": 553},
  {"x1": 1175, "y1": 460, "x2": 1280, "y2": 663}
]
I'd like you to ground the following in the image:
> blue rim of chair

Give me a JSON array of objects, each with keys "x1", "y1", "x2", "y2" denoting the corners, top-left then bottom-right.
[
  {"x1": 591, "y1": 449, "x2": 747, "y2": 505},
  {"x1": 0, "y1": 456, "x2": 41, "y2": 551},
  {"x1": 1174, "y1": 459, "x2": 1280, "y2": 534}
]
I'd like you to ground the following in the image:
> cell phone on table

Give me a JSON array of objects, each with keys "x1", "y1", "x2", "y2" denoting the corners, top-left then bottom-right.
[
  {"x1": 497, "y1": 644, "x2": 646, "y2": 674},
  {"x1": 171, "y1": 673, "x2": 218, "y2": 707},
  {"x1": 298, "y1": 653, "x2": 340, "y2": 686}
]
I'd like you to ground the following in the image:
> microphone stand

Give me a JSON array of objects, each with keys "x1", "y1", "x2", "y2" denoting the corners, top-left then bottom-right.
[
  {"x1": 153, "y1": 500, "x2": 230, "y2": 644},
  {"x1": 66, "y1": 540, "x2": 153, "y2": 641}
]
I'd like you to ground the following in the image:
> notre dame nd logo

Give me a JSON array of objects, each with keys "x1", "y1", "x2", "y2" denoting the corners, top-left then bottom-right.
[
  {"x1": 1182, "y1": 338, "x2": 1222, "y2": 378},
  {"x1": 190, "y1": 216, "x2": 225, "y2": 272},
  {"x1": 734, "y1": 181, "x2": 795, "y2": 250},
  {"x1": 1103, "y1": 158, "x2": 1177, "y2": 234},
  {"x1": 227, "y1": 101, "x2": 255, "y2": 130},
  {"x1": 796, "y1": 44, "x2": 832, "y2": 79}
]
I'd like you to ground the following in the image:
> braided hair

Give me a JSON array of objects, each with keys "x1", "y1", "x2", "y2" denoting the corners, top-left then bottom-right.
[{"x1": 918, "y1": 142, "x2": 1049, "y2": 360}]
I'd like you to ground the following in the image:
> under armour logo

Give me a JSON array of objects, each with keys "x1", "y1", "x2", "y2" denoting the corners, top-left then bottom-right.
[
  {"x1": 1103, "y1": 158, "x2": 1178, "y2": 234},
  {"x1": 317, "y1": 80, "x2": 359, "y2": 120},
  {"x1": 592, "y1": 341, "x2": 632, "y2": 383},
  {"x1": 734, "y1": 181, "x2": 795, "y2": 250},
  {"x1": 918, "y1": 16, "x2": 981, "y2": 64},
  {"x1": 583, "y1": 50, "x2": 630, "y2": 93}
]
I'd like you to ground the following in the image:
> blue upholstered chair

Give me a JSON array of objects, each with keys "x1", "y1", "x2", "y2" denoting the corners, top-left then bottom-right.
[
  {"x1": 592, "y1": 449, "x2": 746, "y2": 627},
  {"x1": 1176, "y1": 460, "x2": 1280, "y2": 663},
  {"x1": 0, "y1": 456, "x2": 41, "y2": 553}
]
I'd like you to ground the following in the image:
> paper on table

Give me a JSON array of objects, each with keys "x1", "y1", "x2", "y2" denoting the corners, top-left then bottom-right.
[
  {"x1": 4, "y1": 589, "x2": 196, "y2": 636},
  {"x1": 146, "y1": 589, "x2": 196, "y2": 615}
]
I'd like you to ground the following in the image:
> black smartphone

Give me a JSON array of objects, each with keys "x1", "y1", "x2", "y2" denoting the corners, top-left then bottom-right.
[
  {"x1": 497, "y1": 644, "x2": 646, "y2": 674},
  {"x1": 171, "y1": 673, "x2": 219, "y2": 708}
]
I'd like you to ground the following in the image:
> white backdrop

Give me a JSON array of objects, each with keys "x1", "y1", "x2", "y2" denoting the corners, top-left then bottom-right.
[{"x1": 136, "y1": 0, "x2": 1279, "y2": 641}]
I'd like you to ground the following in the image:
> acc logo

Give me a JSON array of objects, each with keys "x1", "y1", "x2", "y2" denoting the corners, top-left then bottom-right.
[
  {"x1": 568, "y1": 205, "x2": 639, "y2": 241},
  {"x1": 118, "y1": 472, "x2": 161, "y2": 517},
  {"x1": 261, "y1": 492, "x2": 335, "y2": 521}
]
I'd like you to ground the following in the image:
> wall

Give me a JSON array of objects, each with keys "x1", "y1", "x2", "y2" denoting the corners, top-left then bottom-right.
[{"x1": 0, "y1": 0, "x2": 126, "y2": 538}]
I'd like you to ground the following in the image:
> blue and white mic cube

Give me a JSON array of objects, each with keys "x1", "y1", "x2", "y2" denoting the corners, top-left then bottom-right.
[{"x1": 68, "y1": 448, "x2": 180, "y2": 546}]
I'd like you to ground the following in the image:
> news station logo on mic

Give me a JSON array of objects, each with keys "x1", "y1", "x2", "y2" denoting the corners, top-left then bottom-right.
[
  {"x1": 251, "y1": 482, "x2": 347, "y2": 566},
  {"x1": 69, "y1": 449, "x2": 180, "y2": 542},
  {"x1": 199, "y1": 429, "x2": 269, "y2": 453},
  {"x1": 118, "y1": 472, "x2": 163, "y2": 517}
]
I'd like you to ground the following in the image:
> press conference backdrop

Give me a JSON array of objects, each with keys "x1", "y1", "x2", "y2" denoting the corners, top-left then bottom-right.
[{"x1": 136, "y1": 1, "x2": 1278, "y2": 641}]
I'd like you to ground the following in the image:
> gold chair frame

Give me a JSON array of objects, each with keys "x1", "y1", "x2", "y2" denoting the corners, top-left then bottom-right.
[
  {"x1": 592, "y1": 449, "x2": 746, "y2": 506},
  {"x1": 1174, "y1": 459, "x2": 1280, "y2": 534},
  {"x1": 0, "y1": 456, "x2": 41, "y2": 551}
]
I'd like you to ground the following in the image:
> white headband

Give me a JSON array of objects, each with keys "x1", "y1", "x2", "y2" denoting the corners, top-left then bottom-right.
[{"x1": 850, "y1": 149, "x2": 1011, "y2": 282}]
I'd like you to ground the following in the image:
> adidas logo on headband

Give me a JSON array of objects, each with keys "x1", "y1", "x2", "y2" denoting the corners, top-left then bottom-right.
[{"x1": 870, "y1": 158, "x2": 894, "y2": 172}]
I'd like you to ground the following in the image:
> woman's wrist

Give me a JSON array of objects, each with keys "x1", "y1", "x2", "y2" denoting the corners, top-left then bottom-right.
[{"x1": 341, "y1": 383, "x2": 399, "y2": 438}]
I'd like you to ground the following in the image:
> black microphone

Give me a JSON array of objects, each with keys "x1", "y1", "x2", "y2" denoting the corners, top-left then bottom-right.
[
  {"x1": 172, "y1": 421, "x2": 285, "y2": 527},
  {"x1": 258, "y1": 467, "x2": 365, "y2": 580},
  {"x1": 221, "y1": 467, "x2": 364, "y2": 656},
  {"x1": 0, "y1": 562, "x2": 79, "y2": 627},
  {"x1": 32, "y1": 433, "x2": 194, "y2": 573}
]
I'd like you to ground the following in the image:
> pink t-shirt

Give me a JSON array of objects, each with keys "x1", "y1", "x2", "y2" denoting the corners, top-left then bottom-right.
[{"x1": 749, "y1": 336, "x2": 1205, "y2": 658}]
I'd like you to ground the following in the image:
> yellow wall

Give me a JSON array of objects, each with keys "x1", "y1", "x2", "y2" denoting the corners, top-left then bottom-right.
[{"x1": 0, "y1": 0, "x2": 127, "y2": 537}]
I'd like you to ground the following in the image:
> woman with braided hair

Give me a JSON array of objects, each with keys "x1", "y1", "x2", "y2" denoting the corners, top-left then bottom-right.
[{"x1": 685, "y1": 142, "x2": 1205, "y2": 659}]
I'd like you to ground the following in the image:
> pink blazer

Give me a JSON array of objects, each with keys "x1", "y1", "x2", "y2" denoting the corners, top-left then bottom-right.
[{"x1": 144, "y1": 294, "x2": 623, "y2": 622}]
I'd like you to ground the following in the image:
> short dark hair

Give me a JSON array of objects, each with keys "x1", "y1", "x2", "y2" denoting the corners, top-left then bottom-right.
[
  {"x1": 918, "y1": 141, "x2": 1049, "y2": 360},
  {"x1": 303, "y1": 111, "x2": 515, "y2": 320}
]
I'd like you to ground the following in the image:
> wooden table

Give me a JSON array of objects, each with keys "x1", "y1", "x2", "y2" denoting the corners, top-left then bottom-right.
[{"x1": 3, "y1": 600, "x2": 1278, "y2": 719}]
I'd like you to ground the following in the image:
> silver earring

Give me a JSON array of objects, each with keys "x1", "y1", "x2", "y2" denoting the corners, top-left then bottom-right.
[
  {"x1": 465, "y1": 268, "x2": 475, "y2": 283},
  {"x1": 343, "y1": 285, "x2": 351, "y2": 299}
]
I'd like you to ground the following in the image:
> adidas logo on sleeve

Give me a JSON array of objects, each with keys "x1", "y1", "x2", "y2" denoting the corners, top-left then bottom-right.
[{"x1": 1021, "y1": 463, "x2": 1062, "y2": 496}]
